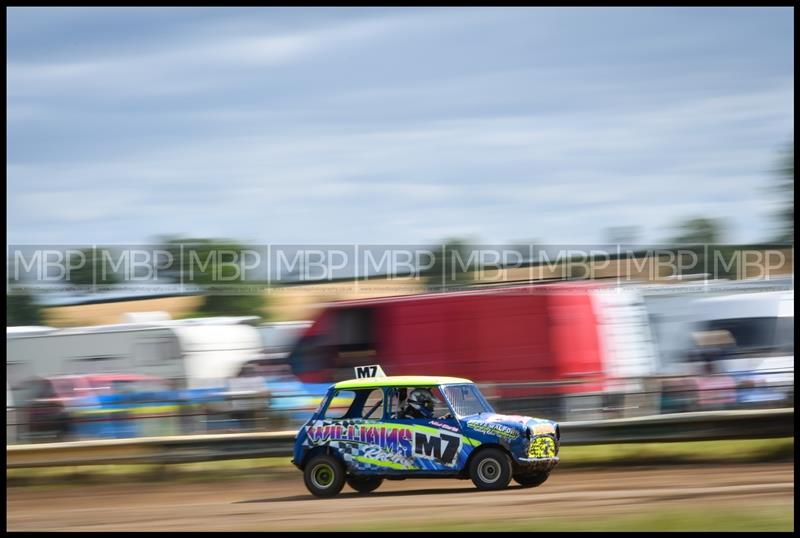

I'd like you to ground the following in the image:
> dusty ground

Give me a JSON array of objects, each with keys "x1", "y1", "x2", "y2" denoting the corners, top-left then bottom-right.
[{"x1": 6, "y1": 463, "x2": 794, "y2": 531}]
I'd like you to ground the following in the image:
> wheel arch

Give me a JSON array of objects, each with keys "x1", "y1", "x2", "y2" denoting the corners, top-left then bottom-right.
[
  {"x1": 463, "y1": 443, "x2": 514, "y2": 476},
  {"x1": 299, "y1": 444, "x2": 348, "y2": 471}
]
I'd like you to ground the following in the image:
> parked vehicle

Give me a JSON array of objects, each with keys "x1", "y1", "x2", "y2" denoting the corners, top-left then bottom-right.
[
  {"x1": 688, "y1": 290, "x2": 794, "y2": 404},
  {"x1": 287, "y1": 283, "x2": 603, "y2": 382},
  {"x1": 286, "y1": 283, "x2": 662, "y2": 419},
  {"x1": 6, "y1": 318, "x2": 266, "y2": 408},
  {"x1": 638, "y1": 277, "x2": 794, "y2": 374},
  {"x1": 258, "y1": 321, "x2": 312, "y2": 354},
  {"x1": 588, "y1": 286, "x2": 660, "y2": 415},
  {"x1": 18, "y1": 373, "x2": 187, "y2": 440}
]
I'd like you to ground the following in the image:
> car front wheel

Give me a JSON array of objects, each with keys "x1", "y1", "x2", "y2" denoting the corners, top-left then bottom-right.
[
  {"x1": 469, "y1": 448, "x2": 512, "y2": 491},
  {"x1": 304, "y1": 454, "x2": 346, "y2": 497},
  {"x1": 346, "y1": 476, "x2": 383, "y2": 493}
]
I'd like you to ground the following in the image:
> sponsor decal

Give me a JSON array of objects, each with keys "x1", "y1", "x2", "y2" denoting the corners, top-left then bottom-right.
[
  {"x1": 304, "y1": 420, "x2": 477, "y2": 470},
  {"x1": 361, "y1": 445, "x2": 416, "y2": 468},
  {"x1": 487, "y1": 414, "x2": 528, "y2": 423},
  {"x1": 466, "y1": 420, "x2": 519, "y2": 440},
  {"x1": 532, "y1": 423, "x2": 555, "y2": 436},
  {"x1": 307, "y1": 422, "x2": 413, "y2": 456},
  {"x1": 429, "y1": 420, "x2": 460, "y2": 432}
]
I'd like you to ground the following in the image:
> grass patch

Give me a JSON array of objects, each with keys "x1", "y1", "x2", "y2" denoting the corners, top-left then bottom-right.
[
  {"x1": 326, "y1": 507, "x2": 794, "y2": 532},
  {"x1": 559, "y1": 437, "x2": 795, "y2": 467},
  {"x1": 6, "y1": 457, "x2": 296, "y2": 487},
  {"x1": 7, "y1": 437, "x2": 793, "y2": 488}
]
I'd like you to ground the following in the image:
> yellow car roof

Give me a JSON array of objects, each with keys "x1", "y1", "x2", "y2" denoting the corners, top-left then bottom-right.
[{"x1": 333, "y1": 375, "x2": 473, "y2": 390}]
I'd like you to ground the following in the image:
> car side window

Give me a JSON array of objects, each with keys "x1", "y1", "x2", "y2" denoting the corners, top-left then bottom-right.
[
  {"x1": 323, "y1": 388, "x2": 385, "y2": 420},
  {"x1": 387, "y1": 387, "x2": 409, "y2": 419},
  {"x1": 429, "y1": 387, "x2": 453, "y2": 419},
  {"x1": 360, "y1": 388, "x2": 384, "y2": 419},
  {"x1": 387, "y1": 386, "x2": 453, "y2": 420},
  {"x1": 323, "y1": 390, "x2": 355, "y2": 419}
]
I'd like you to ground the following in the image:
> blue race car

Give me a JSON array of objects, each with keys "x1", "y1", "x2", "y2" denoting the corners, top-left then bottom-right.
[{"x1": 292, "y1": 370, "x2": 560, "y2": 497}]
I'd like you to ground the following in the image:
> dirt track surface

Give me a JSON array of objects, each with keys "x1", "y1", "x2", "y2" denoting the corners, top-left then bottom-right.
[{"x1": 7, "y1": 464, "x2": 794, "y2": 531}]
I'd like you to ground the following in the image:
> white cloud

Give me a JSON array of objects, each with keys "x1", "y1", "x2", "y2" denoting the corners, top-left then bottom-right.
[
  {"x1": 6, "y1": 9, "x2": 794, "y2": 246},
  {"x1": 7, "y1": 15, "x2": 417, "y2": 99}
]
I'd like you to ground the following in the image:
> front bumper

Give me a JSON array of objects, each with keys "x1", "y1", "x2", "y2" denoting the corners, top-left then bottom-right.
[{"x1": 514, "y1": 456, "x2": 559, "y2": 472}]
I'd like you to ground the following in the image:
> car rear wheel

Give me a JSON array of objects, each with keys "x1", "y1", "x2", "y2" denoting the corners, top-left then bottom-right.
[
  {"x1": 469, "y1": 448, "x2": 512, "y2": 491},
  {"x1": 304, "y1": 454, "x2": 346, "y2": 497},
  {"x1": 346, "y1": 476, "x2": 383, "y2": 493},
  {"x1": 513, "y1": 471, "x2": 550, "y2": 488}
]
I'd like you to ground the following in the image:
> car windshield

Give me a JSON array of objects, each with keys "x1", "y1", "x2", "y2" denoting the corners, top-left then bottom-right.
[{"x1": 440, "y1": 384, "x2": 494, "y2": 417}]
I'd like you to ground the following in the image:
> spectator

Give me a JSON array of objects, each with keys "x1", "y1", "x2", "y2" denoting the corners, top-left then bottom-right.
[
  {"x1": 23, "y1": 378, "x2": 69, "y2": 442},
  {"x1": 659, "y1": 375, "x2": 698, "y2": 414},
  {"x1": 695, "y1": 359, "x2": 737, "y2": 410},
  {"x1": 689, "y1": 330, "x2": 738, "y2": 411}
]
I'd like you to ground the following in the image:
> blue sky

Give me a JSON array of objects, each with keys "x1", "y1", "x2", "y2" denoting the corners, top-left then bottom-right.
[{"x1": 6, "y1": 7, "x2": 794, "y2": 246}]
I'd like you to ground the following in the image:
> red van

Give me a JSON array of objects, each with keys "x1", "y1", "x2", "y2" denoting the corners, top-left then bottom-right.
[{"x1": 286, "y1": 283, "x2": 605, "y2": 413}]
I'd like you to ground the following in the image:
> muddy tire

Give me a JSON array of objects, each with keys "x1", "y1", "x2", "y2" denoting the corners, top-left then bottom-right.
[
  {"x1": 303, "y1": 454, "x2": 346, "y2": 498},
  {"x1": 469, "y1": 448, "x2": 512, "y2": 491}
]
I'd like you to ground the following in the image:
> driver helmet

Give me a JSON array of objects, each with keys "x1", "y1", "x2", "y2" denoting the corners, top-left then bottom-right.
[{"x1": 407, "y1": 388, "x2": 439, "y2": 418}]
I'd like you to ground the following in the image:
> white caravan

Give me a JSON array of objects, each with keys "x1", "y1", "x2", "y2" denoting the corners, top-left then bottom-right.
[
  {"x1": 6, "y1": 318, "x2": 266, "y2": 403},
  {"x1": 257, "y1": 321, "x2": 312, "y2": 354}
]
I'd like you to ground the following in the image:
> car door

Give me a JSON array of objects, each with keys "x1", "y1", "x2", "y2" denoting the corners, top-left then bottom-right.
[
  {"x1": 305, "y1": 387, "x2": 394, "y2": 473},
  {"x1": 382, "y1": 386, "x2": 471, "y2": 472}
]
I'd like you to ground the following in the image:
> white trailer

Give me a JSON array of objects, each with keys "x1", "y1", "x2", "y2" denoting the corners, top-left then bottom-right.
[
  {"x1": 171, "y1": 322, "x2": 264, "y2": 388},
  {"x1": 6, "y1": 318, "x2": 266, "y2": 403},
  {"x1": 257, "y1": 321, "x2": 312, "y2": 353}
]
